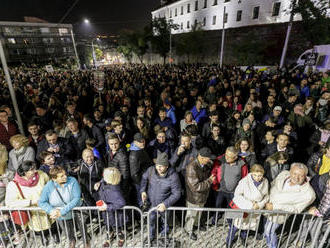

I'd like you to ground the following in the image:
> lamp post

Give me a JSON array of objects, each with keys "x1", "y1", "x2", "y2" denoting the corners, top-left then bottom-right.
[{"x1": 91, "y1": 37, "x2": 100, "y2": 68}]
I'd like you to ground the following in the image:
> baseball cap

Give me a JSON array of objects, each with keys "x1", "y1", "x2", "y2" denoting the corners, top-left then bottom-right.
[{"x1": 199, "y1": 147, "x2": 216, "y2": 160}]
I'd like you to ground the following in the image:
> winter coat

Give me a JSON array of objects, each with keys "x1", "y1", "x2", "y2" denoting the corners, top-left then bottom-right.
[
  {"x1": 211, "y1": 155, "x2": 248, "y2": 192},
  {"x1": 169, "y1": 146, "x2": 197, "y2": 174},
  {"x1": 233, "y1": 173, "x2": 269, "y2": 230},
  {"x1": 264, "y1": 157, "x2": 290, "y2": 182},
  {"x1": 38, "y1": 176, "x2": 81, "y2": 220},
  {"x1": 261, "y1": 143, "x2": 294, "y2": 162},
  {"x1": 0, "y1": 121, "x2": 18, "y2": 151},
  {"x1": 190, "y1": 106, "x2": 207, "y2": 125},
  {"x1": 129, "y1": 143, "x2": 152, "y2": 184},
  {"x1": 8, "y1": 146, "x2": 35, "y2": 172},
  {"x1": 140, "y1": 166, "x2": 181, "y2": 208},
  {"x1": 265, "y1": 170, "x2": 316, "y2": 224},
  {"x1": 77, "y1": 159, "x2": 104, "y2": 205},
  {"x1": 68, "y1": 129, "x2": 90, "y2": 160},
  {"x1": 307, "y1": 152, "x2": 327, "y2": 177},
  {"x1": 107, "y1": 148, "x2": 129, "y2": 180},
  {"x1": 85, "y1": 125, "x2": 105, "y2": 151},
  {"x1": 37, "y1": 137, "x2": 74, "y2": 165},
  {"x1": 5, "y1": 170, "x2": 53, "y2": 231},
  {"x1": 148, "y1": 139, "x2": 172, "y2": 160},
  {"x1": 238, "y1": 151, "x2": 257, "y2": 169},
  {"x1": 310, "y1": 173, "x2": 330, "y2": 206},
  {"x1": 165, "y1": 105, "x2": 177, "y2": 125},
  {"x1": 186, "y1": 159, "x2": 213, "y2": 205},
  {"x1": 207, "y1": 136, "x2": 226, "y2": 156},
  {"x1": 96, "y1": 182, "x2": 126, "y2": 228}
]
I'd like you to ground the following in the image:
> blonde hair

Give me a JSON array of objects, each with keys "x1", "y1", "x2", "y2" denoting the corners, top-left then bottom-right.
[
  {"x1": 9, "y1": 134, "x2": 29, "y2": 148},
  {"x1": 103, "y1": 167, "x2": 121, "y2": 185},
  {"x1": 250, "y1": 164, "x2": 264, "y2": 174},
  {"x1": 0, "y1": 144, "x2": 8, "y2": 175}
]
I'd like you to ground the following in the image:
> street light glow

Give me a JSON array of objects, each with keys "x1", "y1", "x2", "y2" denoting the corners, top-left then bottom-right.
[{"x1": 84, "y1": 19, "x2": 90, "y2": 24}]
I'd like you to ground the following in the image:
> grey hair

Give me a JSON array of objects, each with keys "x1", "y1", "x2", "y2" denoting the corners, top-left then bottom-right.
[
  {"x1": 290, "y1": 162, "x2": 308, "y2": 175},
  {"x1": 226, "y1": 146, "x2": 239, "y2": 155}
]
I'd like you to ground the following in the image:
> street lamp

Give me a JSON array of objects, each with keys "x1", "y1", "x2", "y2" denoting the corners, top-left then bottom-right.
[
  {"x1": 92, "y1": 37, "x2": 100, "y2": 68},
  {"x1": 84, "y1": 18, "x2": 90, "y2": 24}
]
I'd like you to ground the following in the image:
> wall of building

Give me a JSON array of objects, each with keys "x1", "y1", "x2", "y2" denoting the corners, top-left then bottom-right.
[
  {"x1": 152, "y1": 0, "x2": 301, "y2": 34},
  {"x1": 0, "y1": 22, "x2": 75, "y2": 64}
]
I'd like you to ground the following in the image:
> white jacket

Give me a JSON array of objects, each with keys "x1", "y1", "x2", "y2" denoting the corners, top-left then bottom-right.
[
  {"x1": 266, "y1": 170, "x2": 316, "y2": 224},
  {"x1": 233, "y1": 173, "x2": 269, "y2": 230}
]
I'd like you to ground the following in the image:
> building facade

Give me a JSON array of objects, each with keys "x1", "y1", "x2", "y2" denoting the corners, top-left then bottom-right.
[
  {"x1": 152, "y1": 0, "x2": 302, "y2": 34},
  {"x1": 0, "y1": 21, "x2": 76, "y2": 64}
]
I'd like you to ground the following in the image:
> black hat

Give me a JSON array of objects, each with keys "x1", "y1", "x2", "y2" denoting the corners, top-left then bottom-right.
[
  {"x1": 199, "y1": 147, "x2": 216, "y2": 160},
  {"x1": 156, "y1": 152, "x2": 169, "y2": 166},
  {"x1": 133, "y1": 133, "x2": 145, "y2": 142}
]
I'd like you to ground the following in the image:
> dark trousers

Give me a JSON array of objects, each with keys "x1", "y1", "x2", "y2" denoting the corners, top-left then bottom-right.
[
  {"x1": 215, "y1": 191, "x2": 234, "y2": 208},
  {"x1": 58, "y1": 214, "x2": 90, "y2": 243},
  {"x1": 149, "y1": 211, "x2": 170, "y2": 240},
  {"x1": 226, "y1": 224, "x2": 247, "y2": 245}
]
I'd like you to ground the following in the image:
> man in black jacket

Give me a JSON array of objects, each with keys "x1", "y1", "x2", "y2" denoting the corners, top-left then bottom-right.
[
  {"x1": 129, "y1": 133, "x2": 152, "y2": 207},
  {"x1": 261, "y1": 134, "x2": 294, "y2": 163},
  {"x1": 67, "y1": 118, "x2": 90, "y2": 160},
  {"x1": 37, "y1": 129, "x2": 74, "y2": 165},
  {"x1": 83, "y1": 114, "x2": 105, "y2": 155},
  {"x1": 107, "y1": 133, "x2": 130, "y2": 200},
  {"x1": 141, "y1": 152, "x2": 181, "y2": 245}
]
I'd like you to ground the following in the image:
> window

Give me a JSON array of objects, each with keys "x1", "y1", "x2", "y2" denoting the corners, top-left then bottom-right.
[
  {"x1": 40, "y1": 27, "x2": 50, "y2": 33},
  {"x1": 272, "y1": 2, "x2": 281, "y2": 16},
  {"x1": 58, "y1": 28, "x2": 68, "y2": 35},
  {"x1": 224, "y1": 0, "x2": 230, "y2": 2},
  {"x1": 195, "y1": 1, "x2": 198, "y2": 11},
  {"x1": 42, "y1": 38, "x2": 54, "y2": 43},
  {"x1": 253, "y1": 6, "x2": 260, "y2": 19},
  {"x1": 204, "y1": 0, "x2": 207, "y2": 8},
  {"x1": 181, "y1": 6, "x2": 184, "y2": 15},
  {"x1": 212, "y1": 16, "x2": 217, "y2": 25},
  {"x1": 170, "y1": 10, "x2": 172, "y2": 18},
  {"x1": 187, "y1": 3, "x2": 190, "y2": 13},
  {"x1": 224, "y1": 13, "x2": 228, "y2": 23},
  {"x1": 236, "y1": 10, "x2": 242, "y2": 22},
  {"x1": 46, "y1": 48, "x2": 55, "y2": 53},
  {"x1": 175, "y1": 8, "x2": 177, "y2": 16},
  {"x1": 213, "y1": 0, "x2": 217, "y2": 5},
  {"x1": 195, "y1": 19, "x2": 198, "y2": 26},
  {"x1": 187, "y1": 21, "x2": 190, "y2": 29},
  {"x1": 203, "y1": 17, "x2": 206, "y2": 26},
  {"x1": 7, "y1": 38, "x2": 16, "y2": 44},
  {"x1": 181, "y1": 22, "x2": 183, "y2": 29}
]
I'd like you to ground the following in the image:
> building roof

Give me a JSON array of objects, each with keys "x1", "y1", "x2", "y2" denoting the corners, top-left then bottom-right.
[{"x1": 0, "y1": 21, "x2": 72, "y2": 28}]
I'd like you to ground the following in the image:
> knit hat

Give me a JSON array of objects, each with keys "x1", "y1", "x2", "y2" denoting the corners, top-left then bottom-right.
[
  {"x1": 133, "y1": 133, "x2": 145, "y2": 142},
  {"x1": 156, "y1": 152, "x2": 169, "y2": 167}
]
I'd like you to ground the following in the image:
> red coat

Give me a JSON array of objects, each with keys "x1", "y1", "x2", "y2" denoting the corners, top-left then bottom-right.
[
  {"x1": 0, "y1": 122, "x2": 18, "y2": 151},
  {"x1": 211, "y1": 154, "x2": 248, "y2": 191}
]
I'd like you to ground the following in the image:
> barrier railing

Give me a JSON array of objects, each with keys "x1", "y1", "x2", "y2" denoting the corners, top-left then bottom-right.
[
  {"x1": 0, "y1": 206, "x2": 143, "y2": 248},
  {"x1": 0, "y1": 206, "x2": 329, "y2": 248},
  {"x1": 146, "y1": 207, "x2": 330, "y2": 248}
]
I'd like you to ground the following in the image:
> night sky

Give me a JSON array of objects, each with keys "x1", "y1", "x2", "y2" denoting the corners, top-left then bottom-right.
[{"x1": 0, "y1": 0, "x2": 160, "y2": 35}]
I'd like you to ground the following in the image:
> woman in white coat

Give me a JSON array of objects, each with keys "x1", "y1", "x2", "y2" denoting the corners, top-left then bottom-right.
[{"x1": 226, "y1": 164, "x2": 269, "y2": 247}]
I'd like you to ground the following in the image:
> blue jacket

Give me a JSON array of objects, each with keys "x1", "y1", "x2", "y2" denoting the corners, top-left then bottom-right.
[
  {"x1": 190, "y1": 106, "x2": 207, "y2": 124},
  {"x1": 140, "y1": 166, "x2": 181, "y2": 208},
  {"x1": 38, "y1": 176, "x2": 81, "y2": 220},
  {"x1": 96, "y1": 181, "x2": 126, "y2": 228},
  {"x1": 165, "y1": 105, "x2": 177, "y2": 125},
  {"x1": 154, "y1": 117, "x2": 173, "y2": 128}
]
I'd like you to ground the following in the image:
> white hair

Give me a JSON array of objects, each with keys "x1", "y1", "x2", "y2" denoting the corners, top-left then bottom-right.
[{"x1": 290, "y1": 162, "x2": 308, "y2": 175}]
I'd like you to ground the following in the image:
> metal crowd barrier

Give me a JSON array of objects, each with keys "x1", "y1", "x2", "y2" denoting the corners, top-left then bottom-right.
[
  {"x1": 0, "y1": 206, "x2": 143, "y2": 248},
  {"x1": 146, "y1": 207, "x2": 330, "y2": 248},
  {"x1": 0, "y1": 206, "x2": 329, "y2": 248}
]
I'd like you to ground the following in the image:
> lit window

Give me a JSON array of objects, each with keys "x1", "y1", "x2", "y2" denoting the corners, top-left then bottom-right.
[
  {"x1": 7, "y1": 38, "x2": 16, "y2": 44},
  {"x1": 40, "y1": 27, "x2": 50, "y2": 33},
  {"x1": 59, "y1": 28, "x2": 68, "y2": 35}
]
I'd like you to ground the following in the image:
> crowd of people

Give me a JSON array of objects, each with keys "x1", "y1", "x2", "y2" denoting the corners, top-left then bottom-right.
[{"x1": 0, "y1": 64, "x2": 329, "y2": 248}]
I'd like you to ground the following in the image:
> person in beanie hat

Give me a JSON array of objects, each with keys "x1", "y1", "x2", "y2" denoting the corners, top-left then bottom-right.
[{"x1": 140, "y1": 152, "x2": 181, "y2": 245}]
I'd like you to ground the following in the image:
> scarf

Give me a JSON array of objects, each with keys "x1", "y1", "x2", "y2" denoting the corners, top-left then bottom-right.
[
  {"x1": 14, "y1": 171, "x2": 39, "y2": 187},
  {"x1": 14, "y1": 146, "x2": 27, "y2": 157}
]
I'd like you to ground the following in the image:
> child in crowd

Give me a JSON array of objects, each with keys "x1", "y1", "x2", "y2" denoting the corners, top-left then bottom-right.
[
  {"x1": 95, "y1": 167, "x2": 126, "y2": 247},
  {"x1": 38, "y1": 151, "x2": 57, "y2": 175}
]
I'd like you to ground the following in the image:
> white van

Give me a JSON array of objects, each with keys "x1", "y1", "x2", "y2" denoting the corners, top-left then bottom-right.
[{"x1": 295, "y1": 45, "x2": 330, "y2": 72}]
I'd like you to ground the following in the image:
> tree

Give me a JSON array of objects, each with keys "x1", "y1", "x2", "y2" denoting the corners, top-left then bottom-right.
[
  {"x1": 292, "y1": 0, "x2": 330, "y2": 45},
  {"x1": 117, "y1": 45, "x2": 133, "y2": 63},
  {"x1": 95, "y1": 47, "x2": 103, "y2": 61},
  {"x1": 176, "y1": 24, "x2": 205, "y2": 63},
  {"x1": 148, "y1": 17, "x2": 178, "y2": 64},
  {"x1": 124, "y1": 30, "x2": 149, "y2": 64}
]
